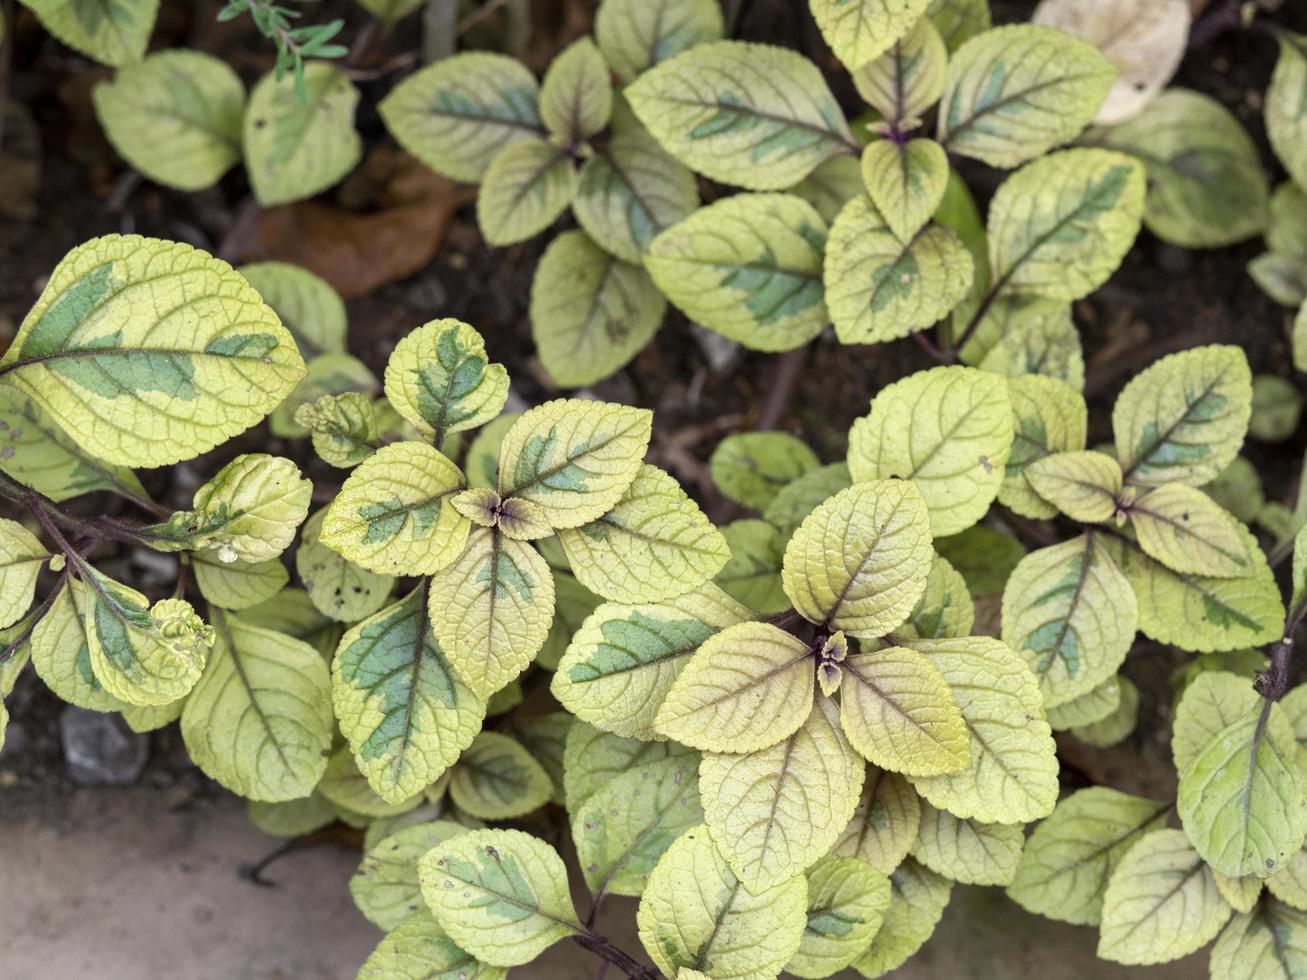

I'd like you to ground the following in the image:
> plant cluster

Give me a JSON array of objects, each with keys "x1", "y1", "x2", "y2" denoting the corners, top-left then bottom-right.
[{"x1": 5, "y1": 0, "x2": 1307, "y2": 978}]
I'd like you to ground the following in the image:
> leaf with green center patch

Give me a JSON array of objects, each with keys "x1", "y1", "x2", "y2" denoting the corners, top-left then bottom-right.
[
  {"x1": 539, "y1": 37, "x2": 612, "y2": 143},
  {"x1": 636, "y1": 824, "x2": 808, "y2": 979},
  {"x1": 1268, "y1": 33, "x2": 1307, "y2": 194},
  {"x1": 763, "y1": 462, "x2": 852, "y2": 540},
  {"x1": 847, "y1": 366, "x2": 1014, "y2": 536},
  {"x1": 497, "y1": 398, "x2": 652, "y2": 530},
  {"x1": 419, "y1": 828, "x2": 580, "y2": 966},
  {"x1": 653, "y1": 621, "x2": 813, "y2": 752},
  {"x1": 702, "y1": 697, "x2": 862, "y2": 892},
  {"x1": 897, "y1": 554, "x2": 975, "y2": 641},
  {"x1": 295, "y1": 392, "x2": 385, "y2": 469},
  {"x1": 1001, "y1": 534, "x2": 1135, "y2": 708},
  {"x1": 476, "y1": 138, "x2": 577, "y2": 247},
  {"x1": 907, "y1": 635, "x2": 1058, "y2": 823},
  {"x1": 594, "y1": 0, "x2": 724, "y2": 83},
  {"x1": 297, "y1": 508, "x2": 394, "y2": 622},
  {"x1": 193, "y1": 553, "x2": 288, "y2": 612},
  {"x1": 92, "y1": 50, "x2": 243, "y2": 191},
  {"x1": 148, "y1": 453, "x2": 311, "y2": 562},
  {"x1": 833, "y1": 765, "x2": 920, "y2": 874},
  {"x1": 562, "y1": 722, "x2": 697, "y2": 811},
  {"x1": 180, "y1": 609, "x2": 331, "y2": 801},
  {"x1": 853, "y1": 17, "x2": 948, "y2": 124},
  {"x1": 350, "y1": 820, "x2": 472, "y2": 930},
  {"x1": 825, "y1": 194, "x2": 974, "y2": 345},
  {"x1": 83, "y1": 570, "x2": 211, "y2": 707},
  {"x1": 645, "y1": 193, "x2": 830, "y2": 352},
  {"x1": 839, "y1": 644, "x2": 969, "y2": 777},
  {"x1": 384, "y1": 319, "x2": 509, "y2": 444},
  {"x1": 709, "y1": 431, "x2": 819, "y2": 511},
  {"x1": 782, "y1": 480, "x2": 933, "y2": 637},
  {"x1": 787, "y1": 854, "x2": 890, "y2": 979},
  {"x1": 319, "y1": 746, "x2": 423, "y2": 817},
  {"x1": 957, "y1": 296, "x2": 1085, "y2": 391},
  {"x1": 243, "y1": 62, "x2": 361, "y2": 207},
  {"x1": 1025, "y1": 450, "x2": 1121, "y2": 523},
  {"x1": 531, "y1": 230, "x2": 666, "y2": 389},
  {"x1": 238, "y1": 261, "x2": 346, "y2": 357},
  {"x1": 321, "y1": 442, "x2": 468, "y2": 576},
  {"x1": 1177, "y1": 702, "x2": 1307, "y2": 879},
  {"x1": 1210, "y1": 899, "x2": 1307, "y2": 980},
  {"x1": 573, "y1": 122, "x2": 699, "y2": 264},
  {"x1": 987, "y1": 149, "x2": 1145, "y2": 300},
  {"x1": 1045, "y1": 675, "x2": 1122, "y2": 731},
  {"x1": 1006, "y1": 786, "x2": 1170, "y2": 925},
  {"x1": 429, "y1": 526, "x2": 554, "y2": 698},
  {"x1": 910, "y1": 804, "x2": 1024, "y2": 886},
  {"x1": 1113, "y1": 345, "x2": 1253, "y2": 488},
  {"x1": 558, "y1": 464, "x2": 728, "y2": 604},
  {"x1": 0, "y1": 519, "x2": 47, "y2": 629},
  {"x1": 0, "y1": 234, "x2": 305, "y2": 467},
  {"x1": 810, "y1": 0, "x2": 931, "y2": 70},
  {"x1": 862, "y1": 138, "x2": 950, "y2": 242},
  {"x1": 551, "y1": 583, "x2": 751, "y2": 740},
  {"x1": 358, "y1": 911, "x2": 506, "y2": 980},
  {"x1": 572, "y1": 753, "x2": 703, "y2": 897},
  {"x1": 30, "y1": 578, "x2": 127, "y2": 712},
  {"x1": 380, "y1": 52, "x2": 544, "y2": 185},
  {"x1": 1100, "y1": 527, "x2": 1282, "y2": 652},
  {"x1": 0, "y1": 387, "x2": 150, "y2": 505},
  {"x1": 937, "y1": 25, "x2": 1115, "y2": 167},
  {"x1": 1097, "y1": 828, "x2": 1233, "y2": 964},
  {"x1": 627, "y1": 40, "x2": 855, "y2": 190},
  {"x1": 20, "y1": 0, "x2": 157, "y2": 66},
  {"x1": 1128, "y1": 483, "x2": 1253, "y2": 578},
  {"x1": 853, "y1": 858, "x2": 952, "y2": 978},
  {"x1": 999, "y1": 375, "x2": 1088, "y2": 519},
  {"x1": 334, "y1": 587, "x2": 485, "y2": 805},
  {"x1": 449, "y1": 731, "x2": 552, "y2": 820},
  {"x1": 714, "y1": 519, "x2": 787, "y2": 615}
]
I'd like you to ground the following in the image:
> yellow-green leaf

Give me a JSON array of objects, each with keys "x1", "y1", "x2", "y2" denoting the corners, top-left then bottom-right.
[
  {"x1": 714, "y1": 519, "x2": 787, "y2": 615},
  {"x1": 350, "y1": 820, "x2": 471, "y2": 929},
  {"x1": 562, "y1": 722, "x2": 696, "y2": 811},
  {"x1": 1001, "y1": 534, "x2": 1136, "y2": 708},
  {"x1": 238, "y1": 261, "x2": 346, "y2": 357},
  {"x1": 294, "y1": 392, "x2": 387, "y2": 469},
  {"x1": 645, "y1": 193, "x2": 829, "y2": 352},
  {"x1": 1071, "y1": 674, "x2": 1140, "y2": 747},
  {"x1": 987, "y1": 149, "x2": 1145, "y2": 300},
  {"x1": 862, "y1": 138, "x2": 950, "y2": 241},
  {"x1": 653, "y1": 621, "x2": 813, "y2": 752},
  {"x1": 559, "y1": 464, "x2": 728, "y2": 603},
  {"x1": 319, "y1": 745, "x2": 423, "y2": 818},
  {"x1": 898, "y1": 554, "x2": 975, "y2": 640},
  {"x1": 702, "y1": 697, "x2": 863, "y2": 892},
  {"x1": 1269, "y1": 33, "x2": 1307, "y2": 193},
  {"x1": 321, "y1": 441, "x2": 468, "y2": 576},
  {"x1": 180, "y1": 609, "x2": 332, "y2": 801},
  {"x1": 627, "y1": 40, "x2": 856, "y2": 190},
  {"x1": 92, "y1": 50, "x2": 243, "y2": 191},
  {"x1": 551, "y1": 583, "x2": 752, "y2": 740},
  {"x1": 636, "y1": 824, "x2": 808, "y2": 979},
  {"x1": 928, "y1": 0, "x2": 991, "y2": 51},
  {"x1": 709, "y1": 431, "x2": 819, "y2": 511},
  {"x1": 848, "y1": 365, "x2": 1013, "y2": 536},
  {"x1": 420, "y1": 829, "x2": 580, "y2": 967},
  {"x1": 787, "y1": 855, "x2": 891, "y2": 979},
  {"x1": 1215, "y1": 871, "x2": 1265, "y2": 915},
  {"x1": 383, "y1": 319, "x2": 509, "y2": 443},
  {"x1": 763, "y1": 462, "x2": 852, "y2": 540},
  {"x1": 1129, "y1": 483, "x2": 1253, "y2": 578},
  {"x1": 20, "y1": 0, "x2": 157, "y2": 66},
  {"x1": 810, "y1": 0, "x2": 931, "y2": 70},
  {"x1": 243, "y1": 62, "x2": 361, "y2": 206},
  {"x1": 1000, "y1": 374, "x2": 1088, "y2": 519},
  {"x1": 192, "y1": 553, "x2": 288, "y2": 612},
  {"x1": 0, "y1": 519, "x2": 46, "y2": 629},
  {"x1": 791, "y1": 155, "x2": 864, "y2": 224},
  {"x1": 270, "y1": 352, "x2": 377, "y2": 439},
  {"x1": 852, "y1": 858, "x2": 952, "y2": 978},
  {"x1": 852, "y1": 17, "x2": 948, "y2": 124},
  {"x1": 1026, "y1": 451, "x2": 1122, "y2": 522},
  {"x1": 296, "y1": 508, "x2": 394, "y2": 621},
  {"x1": 539, "y1": 37, "x2": 612, "y2": 143},
  {"x1": 1045, "y1": 675, "x2": 1122, "y2": 731},
  {"x1": 938, "y1": 25, "x2": 1115, "y2": 167},
  {"x1": 910, "y1": 803, "x2": 1024, "y2": 885},
  {"x1": 594, "y1": 0, "x2": 724, "y2": 83},
  {"x1": 0, "y1": 234, "x2": 306, "y2": 467},
  {"x1": 359, "y1": 912, "x2": 506, "y2": 980},
  {"x1": 497, "y1": 398, "x2": 652, "y2": 529},
  {"x1": 958, "y1": 295, "x2": 1085, "y2": 391},
  {"x1": 907, "y1": 636, "x2": 1058, "y2": 823},
  {"x1": 1210, "y1": 899, "x2": 1307, "y2": 980},
  {"x1": 532, "y1": 230, "x2": 666, "y2": 388},
  {"x1": 334, "y1": 587, "x2": 485, "y2": 805},
  {"x1": 30, "y1": 578, "x2": 128, "y2": 712},
  {"x1": 1114, "y1": 344, "x2": 1253, "y2": 487},
  {"x1": 449, "y1": 731, "x2": 553, "y2": 820},
  {"x1": 1006, "y1": 786, "x2": 1171, "y2": 925},
  {"x1": 825, "y1": 194, "x2": 974, "y2": 345},
  {"x1": 429, "y1": 526, "x2": 554, "y2": 698},
  {"x1": 833, "y1": 765, "x2": 921, "y2": 874},
  {"x1": 477, "y1": 138, "x2": 577, "y2": 246},
  {"x1": 1097, "y1": 828, "x2": 1233, "y2": 964}
]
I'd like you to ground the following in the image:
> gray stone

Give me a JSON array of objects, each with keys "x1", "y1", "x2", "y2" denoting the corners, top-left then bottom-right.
[{"x1": 60, "y1": 707, "x2": 148, "y2": 786}]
